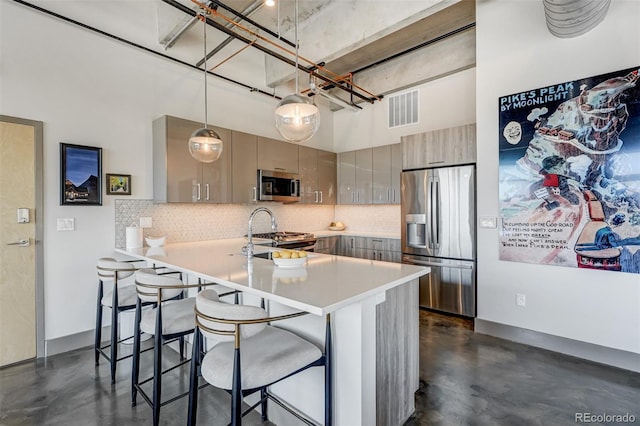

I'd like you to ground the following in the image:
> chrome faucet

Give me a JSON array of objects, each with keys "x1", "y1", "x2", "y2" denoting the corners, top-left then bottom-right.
[{"x1": 245, "y1": 207, "x2": 277, "y2": 259}]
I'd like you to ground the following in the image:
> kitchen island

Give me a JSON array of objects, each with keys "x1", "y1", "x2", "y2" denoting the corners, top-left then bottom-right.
[{"x1": 117, "y1": 238, "x2": 428, "y2": 425}]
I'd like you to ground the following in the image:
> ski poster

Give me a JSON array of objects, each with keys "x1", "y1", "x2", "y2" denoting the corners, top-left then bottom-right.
[{"x1": 498, "y1": 66, "x2": 640, "y2": 274}]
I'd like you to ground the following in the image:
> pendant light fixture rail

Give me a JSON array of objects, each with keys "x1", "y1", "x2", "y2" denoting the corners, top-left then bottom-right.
[
  {"x1": 10, "y1": 0, "x2": 280, "y2": 100},
  {"x1": 163, "y1": 0, "x2": 379, "y2": 105},
  {"x1": 196, "y1": 0, "x2": 267, "y2": 68}
]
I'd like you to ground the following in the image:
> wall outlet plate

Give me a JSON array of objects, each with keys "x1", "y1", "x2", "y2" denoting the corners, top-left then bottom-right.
[
  {"x1": 57, "y1": 218, "x2": 75, "y2": 231},
  {"x1": 139, "y1": 217, "x2": 152, "y2": 228},
  {"x1": 479, "y1": 216, "x2": 497, "y2": 228},
  {"x1": 516, "y1": 293, "x2": 526, "y2": 307}
]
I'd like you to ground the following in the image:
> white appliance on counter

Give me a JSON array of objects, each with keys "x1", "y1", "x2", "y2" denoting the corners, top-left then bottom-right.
[{"x1": 401, "y1": 165, "x2": 476, "y2": 317}]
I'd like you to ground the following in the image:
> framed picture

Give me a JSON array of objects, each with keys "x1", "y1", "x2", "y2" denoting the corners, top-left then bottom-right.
[
  {"x1": 60, "y1": 143, "x2": 102, "y2": 205},
  {"x1": 106, "y1": 173, "x2": 131, "y2": 195}
]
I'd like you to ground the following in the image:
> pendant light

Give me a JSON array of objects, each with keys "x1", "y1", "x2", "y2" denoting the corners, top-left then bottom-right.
[
  {"x1": 274, "y1": 0, "x2": 320, "y2": 143},
  {"x1": 189, "y1": 9, "x2": 223, "y2": 163}
]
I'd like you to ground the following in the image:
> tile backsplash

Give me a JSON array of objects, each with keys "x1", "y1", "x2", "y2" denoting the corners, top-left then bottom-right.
[{"x1": 115, "y1": 200, "x2": 401, "y2": 248}]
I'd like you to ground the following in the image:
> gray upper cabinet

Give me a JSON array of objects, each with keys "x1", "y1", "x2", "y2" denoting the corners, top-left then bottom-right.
[
  {"x1": 339, "y1": 149, "x2": 372, "y2": 204},
  {"x1": 153, "y1": 115, "x2": 231, "y2": 203},
  {"x1": 231, "y1": 131, "x2": 258, "y2": 204},
  {"x1": 338, "y1": 151, "x2": 356, "y2": 204},
  {"x1": 340, "y1": 144, "x2": 400, "y2": 205},
  {"x1": 299, "y1": 146, "x2": 337, "y2": 204},
  {"x1": 257, "y1": 136, "x2": 299, "y2": 174},
  {"x1": 372, "y1": 143, "x2": 401, "y2": 204},
  {"x1": 401, "y1": 123, "x2": 476, "y2": 170}
]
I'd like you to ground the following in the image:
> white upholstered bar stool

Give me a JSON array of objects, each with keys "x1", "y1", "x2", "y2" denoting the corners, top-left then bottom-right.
[
  {"x1": 131, "y1": 269, "x2": 237, "y2": 426},
  {"x1": 187, "y1": 289, "x2": 333, "y2": 426},
  {"x1": 95, "y1": 257, "x2": 149, "y2": 384}
]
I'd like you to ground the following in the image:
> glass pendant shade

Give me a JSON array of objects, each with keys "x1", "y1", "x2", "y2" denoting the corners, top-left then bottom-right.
[
  {"x1": 274, "y1": 94, "x2": 320, "y2": 143},
  {"x1": 188, "y1": 128, "x2": 223, "y2": 163}
]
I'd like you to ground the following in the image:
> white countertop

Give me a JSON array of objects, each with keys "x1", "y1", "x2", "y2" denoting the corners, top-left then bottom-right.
[{"x1": 116, "y1": 238, "x2": 426, "y2": 316}]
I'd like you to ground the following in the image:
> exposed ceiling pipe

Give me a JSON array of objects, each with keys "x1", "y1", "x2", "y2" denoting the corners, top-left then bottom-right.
[
  {"x1": 197, "y1": 0, "x2": 283, "y2": 67},
  {"x1": 162, "y1": 0, "x2": 378, "y2": 104},
  {"x1": 9, "y1": 0, "x2": 280, "y2": 100}
]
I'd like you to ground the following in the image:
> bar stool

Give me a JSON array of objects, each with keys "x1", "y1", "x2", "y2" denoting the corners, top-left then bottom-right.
[
  {"x1": 187, "y1": 289, "x2": 333, "y2": 426},
  {"x1": 131, "y1": 269, "x2": 236, "y2": 426},
  {"x1": 95, "y1": 257, "x2": 148, "y2": 384}
]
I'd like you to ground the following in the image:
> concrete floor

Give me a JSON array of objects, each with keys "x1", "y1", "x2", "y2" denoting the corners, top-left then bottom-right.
[{"x1": 1, "y1": 311, "x2": 638, "y2": 425}]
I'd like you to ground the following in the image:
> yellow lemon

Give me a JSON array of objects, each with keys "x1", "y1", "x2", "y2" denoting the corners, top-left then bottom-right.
[
  {"x1": 280, "y1": 252, "x2": 291, "y2": 259},
  {"x1": 272, "y1": 251, "x2": 281, "y2": 258},
  {"x1": 298, "y1": 251, "x2": 307, "y2": 258},
  {"x1": 290, "y1": 252, "x2": 299, "y2": 258}
]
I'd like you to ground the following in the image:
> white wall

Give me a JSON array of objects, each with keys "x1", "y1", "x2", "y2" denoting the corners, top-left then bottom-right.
[
  {"x1": 0, "y1": 1, "x2": 332, "y2": 342},
  {"x1": 333, "y1": 68, "x2": 476, "y2": 152},
  {"x1": 476, "y1": 0, "x2": 640, "y2": 354}
]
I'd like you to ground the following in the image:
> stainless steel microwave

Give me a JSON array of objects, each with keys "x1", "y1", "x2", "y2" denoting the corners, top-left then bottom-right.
[{"x1": 257, "y1": 169, "x2": 301, "y2": 203}]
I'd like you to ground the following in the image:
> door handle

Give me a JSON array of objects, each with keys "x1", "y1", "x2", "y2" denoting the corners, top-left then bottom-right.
[
  {"x1": 205, "y1": 183, "x2": 210, "y2": 201},
  {"x1": 7, "y1": 239, "x2": 30, "y2": 247},
  {"x1": 319, "y1": 191, "x2": 323, "y2": 204}
]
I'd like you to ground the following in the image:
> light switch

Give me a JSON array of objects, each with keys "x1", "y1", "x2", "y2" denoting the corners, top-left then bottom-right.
[
  {"x1": 57, "y1": 218, "x2": 75, "y2": 231},
  {"x1": 17, "y1": 208, "x2": 30, "y2": 223},
  {"x1": 479, "y1": 216, "x2": 497, "y2": 228},
  {"x1": 139, "y1": 217, "x2": 153, "y2": 228}
]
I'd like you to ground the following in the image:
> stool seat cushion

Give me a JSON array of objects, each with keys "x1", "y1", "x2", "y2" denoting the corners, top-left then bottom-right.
[
  {"x1": 97, "y1": 257, "x2": 135, "y2": 281},
  {"x1": 201, "y1": 326, "x2": 322, "y2": 390},
  {"x1": 141, "y1": 298, "x2": 196, "y2": 336},
  {"x1": 102, "y1": 284, "x2": 138, "y2": 308}
]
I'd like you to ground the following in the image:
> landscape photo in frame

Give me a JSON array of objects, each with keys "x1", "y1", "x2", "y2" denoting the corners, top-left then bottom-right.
[{"x1": 60, "y1": 143, "x2": 102, "y2": 205}]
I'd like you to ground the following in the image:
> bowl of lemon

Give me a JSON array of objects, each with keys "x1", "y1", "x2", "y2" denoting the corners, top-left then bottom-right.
[{"x1": 271, "y1": 249, "x2": 308, "y2": 268}]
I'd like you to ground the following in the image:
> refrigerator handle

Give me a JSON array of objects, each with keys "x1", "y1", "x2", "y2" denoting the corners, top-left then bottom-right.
[
  {"x1": 433, "y1": 177, "x2": 440, "y2": 249},
  {"x1": 426, "y1": 176, "x2": 433, "y2": 249}
]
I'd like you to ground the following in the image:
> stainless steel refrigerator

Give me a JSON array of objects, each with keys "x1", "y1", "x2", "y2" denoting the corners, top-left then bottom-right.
[{"x1": 401, "y1": 165, "x2": 476, "y2": 317}]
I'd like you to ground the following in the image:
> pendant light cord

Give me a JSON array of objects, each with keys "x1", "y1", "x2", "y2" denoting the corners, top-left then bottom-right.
[
  {"x1": 203, "y1": 11, "x2": 208, "y2": 129},
  {"x1": 294, "y1": 0, "x2": 299, "y2": 94}
]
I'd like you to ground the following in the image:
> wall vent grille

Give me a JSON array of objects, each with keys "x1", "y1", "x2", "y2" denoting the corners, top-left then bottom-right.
[{"x1": 388, "y1": 90, "x2": 419, "y2": 128}]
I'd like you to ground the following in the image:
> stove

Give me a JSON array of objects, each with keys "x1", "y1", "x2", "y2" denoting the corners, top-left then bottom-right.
[{"x1": 251, "y1": 231, "x2": 317, "y2": 250}]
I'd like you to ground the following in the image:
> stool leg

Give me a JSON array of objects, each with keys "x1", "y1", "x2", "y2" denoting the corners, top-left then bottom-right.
[
  {"x1": 260, "y1": 387, "x2": 268, "y2": 422},
  {"x1": 110, "y1": 284, "x2": 119, "y2": 384},
  {"x1": 95, "y1": 280, "x2": 104, "y2": 366},
  {"x1": 187, "y1": 328, "x2": 202, "y2": 426},
  {"x1": 152, "y1": 305, "x2": 163, "y2": 426},
  {"x1": 131, "y1": 298, "x2": 142, "y2": 406},
  {"x1": 231, "y1": 348, "x2": 242, "y2": 426},
  {"x1": 179, "y1": 336, "x2": 185, "y2": 360},
  {"x1": 325, "y1": 314, "x2": 333, "y2": 426}
]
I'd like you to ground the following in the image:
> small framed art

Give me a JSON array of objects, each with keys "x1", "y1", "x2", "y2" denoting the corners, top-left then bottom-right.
[{"x1": 106, "y1": 173, "x2": 131, "y2": 195}]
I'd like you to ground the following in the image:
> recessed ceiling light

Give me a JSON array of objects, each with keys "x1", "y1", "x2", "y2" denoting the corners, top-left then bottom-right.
[{"x1": 265, "y1": 0, "x2": 275, "y2": 6}]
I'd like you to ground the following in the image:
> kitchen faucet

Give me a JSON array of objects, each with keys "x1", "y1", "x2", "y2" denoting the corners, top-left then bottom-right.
[{"x1": 245, "y1": 207, "x2": 277, "y2": 259}]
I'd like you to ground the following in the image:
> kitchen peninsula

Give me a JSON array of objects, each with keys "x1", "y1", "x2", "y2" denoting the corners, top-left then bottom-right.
[{"x1": 117, "y1": 238, "x2": 428, "y2": 426}]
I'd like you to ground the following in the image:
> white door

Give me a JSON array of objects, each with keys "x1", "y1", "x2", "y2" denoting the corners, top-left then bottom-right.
[{"x1": 0, "y1": 116, "x2": 44, "y2": 366}]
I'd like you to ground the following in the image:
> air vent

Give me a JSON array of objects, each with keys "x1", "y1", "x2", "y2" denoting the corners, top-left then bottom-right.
[{"x1": 388, "y1": 90, "x2": 419, "y2": 128}]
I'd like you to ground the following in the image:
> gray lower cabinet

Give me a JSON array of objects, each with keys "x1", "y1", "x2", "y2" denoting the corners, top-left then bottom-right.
[
  {"x1": 376, "y1": 278, "x2": 419, "y2": 425},
  {"x1": 153, "y1": 115, "x2": 231, "y2": 203},
  {"x1": 334, "y1": 235, "x2": 401, "y2": 262},
  {"x1": 231, "y1": 131, "x2": 258, "y2": 203},
  {"x1": 314, "y1": 236, "x2": 340, "y2": 254}
]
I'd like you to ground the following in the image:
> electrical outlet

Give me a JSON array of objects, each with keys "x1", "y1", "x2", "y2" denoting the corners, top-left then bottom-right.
[
  {"x1": 516, "y1": 293, "x2": 526, "y2": 307},
  {"x1": 139, "y1": 217, "x2": 153, "y2": 228}
]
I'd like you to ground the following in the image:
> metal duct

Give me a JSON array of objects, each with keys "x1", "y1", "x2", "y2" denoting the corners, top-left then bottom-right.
[{"x1": 543, "y1": 0, "x2": 611, "y2": 38}]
